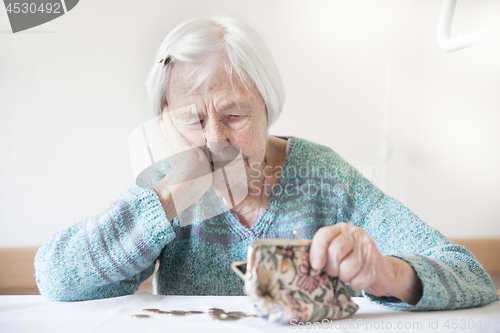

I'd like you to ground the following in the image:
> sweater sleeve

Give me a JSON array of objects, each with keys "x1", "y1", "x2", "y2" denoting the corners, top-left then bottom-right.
[
  {"x1": 34, "y1": 183, "x2": 176, "y2": 302},
  {"x1": 358, "y1": 194, "x2": 499, "y2": 310}
]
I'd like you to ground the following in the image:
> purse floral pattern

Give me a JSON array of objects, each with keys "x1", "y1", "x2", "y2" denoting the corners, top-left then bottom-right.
[{"x1": 244, "y1": 244, "x2": 359, "y2": 324}]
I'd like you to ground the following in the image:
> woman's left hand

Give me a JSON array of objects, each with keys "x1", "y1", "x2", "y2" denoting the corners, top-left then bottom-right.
[{"x1": 309, "y1": 223, "x2": 422, "y2": 305}]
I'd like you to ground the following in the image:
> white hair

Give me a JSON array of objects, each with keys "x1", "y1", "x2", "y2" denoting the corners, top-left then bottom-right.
[{"x1": 145, "y1": 16, "x2": 285, "y2": 127}]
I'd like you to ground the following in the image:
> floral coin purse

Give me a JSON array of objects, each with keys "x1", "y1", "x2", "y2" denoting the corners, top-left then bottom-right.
[{"x1": 231, "y1": 230, "x2": 359, "y2": 324}]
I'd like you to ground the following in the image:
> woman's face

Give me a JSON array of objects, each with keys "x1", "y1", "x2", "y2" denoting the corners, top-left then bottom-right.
[{"x1": 166, "y1": 63, "x2": 269, "y2": 179}]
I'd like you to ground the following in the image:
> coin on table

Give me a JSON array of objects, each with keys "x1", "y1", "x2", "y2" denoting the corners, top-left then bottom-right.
[
  {"x1": 219, "y1": 313, "x2": 242, "y2": 320},
  {"x1": 210, "y1": 313, "x2": 224, "y2": 320},
  {"x1": 186, "y1": 311, "x2": 203, "y2": 314},
  {"x1": 209, "y1": 307, "x2": 224, "y2": 312},
  {"x1": 209, "y1": 310, "x2": 224, "y2": 314},
  {"x1": 168, "y1": 310, "x2": 187, "y2": 316},
  {"x1": 142, "y1": 309, "x2": 160, "y2": 313},
  {"x1": 209, "y1": 311, "x2": 224, "y2": 316},
  {"x1": 131, "y1": 314, "x2": 151, "y2": 318},
  {"x1": 215, "y1": 316, "x2": 238, "y2": 321},
  {"x1": 219, "y1": 313, "x2": 236, "y2": 318},
  {"x1": 225, "y1": 311, "x2": 246, "y2": 318}
]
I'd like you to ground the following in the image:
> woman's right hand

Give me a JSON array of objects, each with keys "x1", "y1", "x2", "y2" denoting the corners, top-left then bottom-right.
[{"x1": 152, "y1": 104, "x2": 213, "y2": 222}]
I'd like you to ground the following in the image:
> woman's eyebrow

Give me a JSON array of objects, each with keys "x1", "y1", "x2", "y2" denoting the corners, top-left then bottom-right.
[
  {"x1": 170, "y1": 105, "x2": 201, "y2": 122},
  {"x1": 217, "y1": 101, "x2": 253, "y2": 114}
]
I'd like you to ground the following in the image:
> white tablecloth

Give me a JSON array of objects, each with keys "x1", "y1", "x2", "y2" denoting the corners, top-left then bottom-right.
[{"x1": 1, "y1": 293, "x2": 499, "y2": 333}]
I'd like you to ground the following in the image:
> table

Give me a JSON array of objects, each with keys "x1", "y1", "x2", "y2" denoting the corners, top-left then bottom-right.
[{"x1": 1, "y1": 293, "x2": 499, "y2": 333}]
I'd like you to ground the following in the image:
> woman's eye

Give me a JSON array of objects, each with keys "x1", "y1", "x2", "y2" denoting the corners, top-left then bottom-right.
[
  {"x1": 175, "y1": 120, "x2": 202, "y2": 128},
  {"x1": 188, "y1": 118, "x2": 204, "y2": 125}
]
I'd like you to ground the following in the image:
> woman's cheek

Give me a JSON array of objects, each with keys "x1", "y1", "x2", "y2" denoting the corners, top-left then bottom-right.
[
  {"x1": 233, "y1": 130, "x2": 255, "y2": 157},
  {"x1": 179, "y1": 128, "x2": 206, "y2": 147},
  {"x1": 233, "y1": 128, "x2": 262, "y2": 158}
]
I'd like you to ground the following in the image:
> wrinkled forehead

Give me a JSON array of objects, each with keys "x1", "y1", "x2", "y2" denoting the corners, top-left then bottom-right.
[{"x1": 167, "y1": 62, "x2": 261, "y2": 109}]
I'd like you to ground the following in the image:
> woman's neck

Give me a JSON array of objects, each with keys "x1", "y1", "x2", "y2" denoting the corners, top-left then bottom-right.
[{"x1": 230, "y1": 135, "x2": 288, "y2": 228}]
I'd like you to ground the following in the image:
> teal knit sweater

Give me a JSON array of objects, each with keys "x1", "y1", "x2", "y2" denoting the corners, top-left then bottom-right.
[{"x1": 34, "y1": 136, "x2": 499, "y2": 310}]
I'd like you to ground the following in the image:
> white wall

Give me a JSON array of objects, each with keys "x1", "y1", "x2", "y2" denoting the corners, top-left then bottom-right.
[{"x1": 1, "y1": 0, "x2": 499, "y2": 247}]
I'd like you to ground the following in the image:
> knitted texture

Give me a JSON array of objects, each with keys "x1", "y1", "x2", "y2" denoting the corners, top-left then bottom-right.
[{"x1": 34, "y1": 136, "x2": 499, "y2": 310}]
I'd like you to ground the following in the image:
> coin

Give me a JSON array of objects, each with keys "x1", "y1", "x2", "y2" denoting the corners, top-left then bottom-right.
[
  {"x1": 209, "y1": 311, "x2": 224, "y2": 314},
  {"x1": 219, "y1": 313, "x2": 239, "y2": 319},
  {"x1": 142, "y1": 309, "x2": 160, "y2": 313},
  {"x1": 215, "y1": 316, "x2": 238, "y2": 321},
  {"x1": 210, "y1": 313, "x2": 224, "y2": 320},
  {"x1": 209, "y1": 308, "x2": 224, "y2": 312},
  {"x1": 131, "y1": 314, "x2": 150, "y2": 318},
  {"x1": 225, "y1": 311, "x2": 246, "y2": 318},
  {"x1": 186, "y1": 311, "x2": 203, "y2": 314},
  {"x1": 168, "y1": 310, "x2": 187, "y2": 316}
]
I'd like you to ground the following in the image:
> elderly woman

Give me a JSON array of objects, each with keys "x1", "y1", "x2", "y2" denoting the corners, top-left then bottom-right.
[{"x1": 35, "y1": 16, "x2": 497, "y2": 311}]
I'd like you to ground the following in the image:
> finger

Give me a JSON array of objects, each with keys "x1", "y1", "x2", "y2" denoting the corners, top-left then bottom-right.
[
  {"x1": 160, "y1": 104, "x2": 193, "y2": 144},
  {"x1": 349, "y1": 252, "x2": 378, "y2": 292},
  {"x1": 160, "y1": 104, "x2": 200, "y2": 155},
  {"x1": 337, "y1": 244, "x2": 366, "y2": 287},
  {"x1": 309, "y1": 224, "x2": 343, "y2": 270},
  {"x1": 324, "y1": 232, "x2": 356, "y2": 277},
  {"x1": 350, "y1": 245, "x2": 386, "y2": 294}
]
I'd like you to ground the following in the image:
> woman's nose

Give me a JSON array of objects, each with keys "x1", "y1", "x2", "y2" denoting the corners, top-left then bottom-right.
[
  {"x1": 203, "y1": 123, "x2": 233, "y2": 164},
  {"x1": 203, "y1": 121, "x2": 230, "y2": 150}
]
